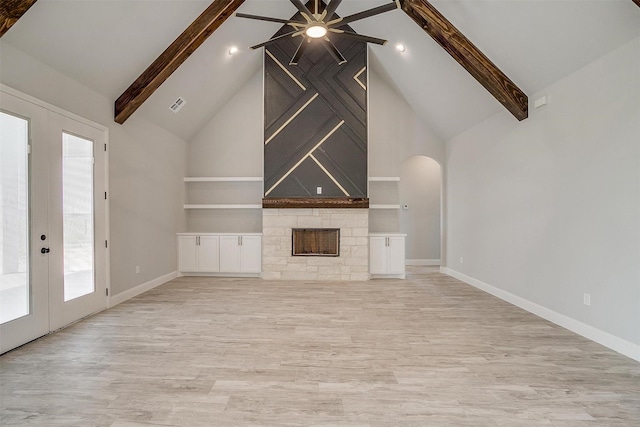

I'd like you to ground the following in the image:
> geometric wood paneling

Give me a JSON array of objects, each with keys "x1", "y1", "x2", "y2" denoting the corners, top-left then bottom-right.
[{"x1": 264, "y1": 2, "x2": 367, "y2": 198}]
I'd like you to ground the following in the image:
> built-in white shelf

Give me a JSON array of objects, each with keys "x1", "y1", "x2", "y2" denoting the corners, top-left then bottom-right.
[
  {"x1": 184, "y1": 177, "x2": 262, "y2": 182},
  {"x1": 184, "y1": 204, "x2": 262, "y2": 210},
  {"x1": 369, "y1": 204, "x2": 401, "y2": 209},
  {"x1": 368, "y1": 176, "x2": 400, "y2": 182}
]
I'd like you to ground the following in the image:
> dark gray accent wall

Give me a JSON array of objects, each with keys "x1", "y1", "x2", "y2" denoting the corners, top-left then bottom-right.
[{"x1": 263, "y1": 8, "x2": 367, "y2": 198}]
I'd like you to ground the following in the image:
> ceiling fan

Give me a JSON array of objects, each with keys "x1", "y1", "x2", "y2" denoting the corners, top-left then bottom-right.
[{"x1": 237, "y1": 0, "x2": 400, "y2": 65}]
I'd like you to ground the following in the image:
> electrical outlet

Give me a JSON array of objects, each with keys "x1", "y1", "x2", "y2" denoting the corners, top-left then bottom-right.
[
  {"x1": 136, "y1": 265, "x2": 140, "y2": 274},
  {"x1": 583, "y1": 293, "x2": 591, "y2": 306},
  {"x1": 316, "y1": 187, "x2": 322, "y2": 195},
  {"x1": 459, "y1": 257, "x2": 464, "y2": 264}
]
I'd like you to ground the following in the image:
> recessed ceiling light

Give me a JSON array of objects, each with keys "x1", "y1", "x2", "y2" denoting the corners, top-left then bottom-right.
[
  {"x1": 395, "y1": 43, "x2": 406, "y2": 52},
  {"x1": 228, "y1": 46, "x2": 239, "y2": 55}
]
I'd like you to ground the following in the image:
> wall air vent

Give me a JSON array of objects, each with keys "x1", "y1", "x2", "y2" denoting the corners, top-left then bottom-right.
[{"x1": 169, "y1": 97, "x2": 187, "y2": 113}]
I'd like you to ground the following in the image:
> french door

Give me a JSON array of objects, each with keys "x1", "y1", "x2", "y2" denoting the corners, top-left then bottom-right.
[{"x1": 0, "y1": 89, "x2": 108, "y2": 353}]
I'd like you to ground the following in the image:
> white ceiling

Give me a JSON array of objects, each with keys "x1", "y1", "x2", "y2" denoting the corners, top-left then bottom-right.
[{"x1": 3, "y1": 0, "x2": 640, "y2": 141}]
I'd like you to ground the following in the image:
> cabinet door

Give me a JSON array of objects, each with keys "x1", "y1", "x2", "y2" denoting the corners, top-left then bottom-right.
[
  {"x1": 198, "y1": 235, "x2": 220, "y2": 272},
  {"x1": 240, "y1": 235, "x2": 262, "y2": 273},
  {"x1": 219, "y1": 236, "x2": 240, "y2": 272},
  {"x1": 178, "y1": 236, "x2": 197, "y2": 272},
  {"x1": 369, "y1": 236, "x2": 388, "y2": 274},
  {"x1": 387, "y1": 236, "x2": 406, "y2": 274}
]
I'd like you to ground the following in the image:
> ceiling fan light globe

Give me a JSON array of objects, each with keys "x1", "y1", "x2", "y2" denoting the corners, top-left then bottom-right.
[{"x1": 306, "y1": 25, "x2": 328, "y2": 38}]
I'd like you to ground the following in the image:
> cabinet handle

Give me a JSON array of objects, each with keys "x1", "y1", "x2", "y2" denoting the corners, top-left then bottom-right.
[{"x1": 197, "y1": 236, "x2": 200, "y2": 245}]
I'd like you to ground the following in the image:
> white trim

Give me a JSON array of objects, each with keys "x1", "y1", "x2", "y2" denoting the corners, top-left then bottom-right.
[
  {"x1": 184, "y1": 204, "x2": 262, "y2": 209},
  {"x1": 178, "y1": 272, "x2": 261, "y2": 278},
  {"x1": 369, "y1": 204, "x2": 400, "y2": 209},
  {"x1": 370, "y1": 273, "x2": 405, "y2": 280},
  {"x1": 265, "y1": 120, "x2": 345, "y2": 196},
  {"x1": 406, "y1": 259, "x2": 440, "y2": 266},
  {"x1": 109, "y1": 271, "x2": 178, "y2": 307},
  {"x1": 440, "y1": 267, "x2": 640, "y2": 362},
  {"x1": 368, "y1": 177, "x2": 400, "y2": 182},
  {"x1": 265, "y1": 93, "x2": 319, "y2": 145},
  {"x1": 1, "y1": 84, "x2": 108, "y2": 132},
  {"x1": 309, "y1": 154, "x2": 350, "y2": 196},
  {"x1": 184, "y1": 177, "x2": 262, "y2": 182}
]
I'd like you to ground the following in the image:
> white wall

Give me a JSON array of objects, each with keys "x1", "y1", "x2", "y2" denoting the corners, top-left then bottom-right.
[
  {"x1": 446, "y1": 38, "x2": 640, "y2": 353},
  {"x1": 188, "y1": 71, "x2": 263, "y2": 177},
  {"x1": 186, "y1": 70, "x2": 263, "y2": 233},
  {"x1": 0, "y1": 41, "x2": 187, "y2": 297},
  {"x1": 399, "y1": 156, "x2": 441, "y2": 261},
  {"x1": 368, "y1": 58, "x2": 445, "y2": 254}
]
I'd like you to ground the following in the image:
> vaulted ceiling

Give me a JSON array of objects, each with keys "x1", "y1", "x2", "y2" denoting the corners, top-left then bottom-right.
[{"x1": 2, "y1": 1, "x2": 639, "y2": 141}]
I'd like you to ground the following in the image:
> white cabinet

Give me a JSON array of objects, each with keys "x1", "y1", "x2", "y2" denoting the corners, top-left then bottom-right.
[
  {"x1": 178, "y1": 235, "x2": 220, "y2": 272},
  {"x1": 369, "y1": 234, "x2": 406, "y2": 278},
  {"x1": 178, "y1": 233, "x2": 261, "y2": 275},
  {"x1": 219, "y1": 235, "x2": 262, "y2": 273}
]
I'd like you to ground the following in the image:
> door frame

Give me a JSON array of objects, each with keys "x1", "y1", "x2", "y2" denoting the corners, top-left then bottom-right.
[{"x1": 1, "y1": 84, "x2": 111, "y2": 346}]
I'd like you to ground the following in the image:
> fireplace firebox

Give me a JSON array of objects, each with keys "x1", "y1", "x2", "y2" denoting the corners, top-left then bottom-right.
[{"x1": 292, "y1": 228, "x2": 340, "y2": 257}]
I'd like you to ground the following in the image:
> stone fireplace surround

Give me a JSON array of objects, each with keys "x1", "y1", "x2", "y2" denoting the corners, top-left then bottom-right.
[{"x1": 262, "y1": 208, "x2": 369, "y2": 281}]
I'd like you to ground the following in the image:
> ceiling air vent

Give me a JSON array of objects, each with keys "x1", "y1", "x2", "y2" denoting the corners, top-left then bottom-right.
[{"x1": 169, "y1": 97, "x2": 187, "y2": 113}]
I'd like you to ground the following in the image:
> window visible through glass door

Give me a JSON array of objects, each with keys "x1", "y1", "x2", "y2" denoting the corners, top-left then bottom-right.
[
  {"x1": 0, "y1": 112, "x2": 30, "y2": 323},
  {"x1": 62, "y1": 132, "x2": 95, "y2": 302}
]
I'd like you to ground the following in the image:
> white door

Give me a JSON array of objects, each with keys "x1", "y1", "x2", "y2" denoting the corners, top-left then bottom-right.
[
  {"x1": 198, "y1": 235, "x2": 220, "y2": 272},
  {"x1": 219, "y1": 235, "x2": 240, "y2": 272},
  {"x1": 240, "y1": 235, "x2": 261, "y2": 273},
  {"x1": 48, "y1": 112, "x2": 108, "y2": 331},
  {"x1": 387, "y1": 236, "x2": 406, "y2": 274},
  {"x1": 178, "y1": 236, "x2": 197, "y2": 272},
  {"x1": 0, "y1": 90, "x2": 108, "y2": 352},
  {"x1": 0, "y1": 93, "x2": 50, "y2": 353},
  {"x1": 369, "y1": 236, "x2": 388, "y2": 274}
]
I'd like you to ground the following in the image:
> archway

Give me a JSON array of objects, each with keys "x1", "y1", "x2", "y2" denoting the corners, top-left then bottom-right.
[{"x1": 399, "y1": 155, "x2": 442, "y2": 265}]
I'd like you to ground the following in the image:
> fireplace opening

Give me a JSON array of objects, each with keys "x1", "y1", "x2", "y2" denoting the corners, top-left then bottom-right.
[{"x1": 292, "y1": 228, "x2": 340, "y2": 257}]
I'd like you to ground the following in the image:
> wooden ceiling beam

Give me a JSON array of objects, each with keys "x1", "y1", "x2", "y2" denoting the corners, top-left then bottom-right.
[
  {"x1": 0, "y1": 0, "x2": 38, "y2": 38},
  {"x1": 401, "y1": 0, "x2": 528, "y2": 121},
  {"x1": 114, "y1": 0, "x2": 245, "y2": 124},
  {"x1": 632, "y1": 0, "x2": 640, "y2": 8}
]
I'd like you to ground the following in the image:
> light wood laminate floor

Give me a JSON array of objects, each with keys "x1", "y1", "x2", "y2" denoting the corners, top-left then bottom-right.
[{"x1": 1, "y1": 267, "x2": 639, "y2": 426}]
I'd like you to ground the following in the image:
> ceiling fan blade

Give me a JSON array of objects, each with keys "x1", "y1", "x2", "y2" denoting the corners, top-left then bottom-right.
[
  {"x1": 329, "y1": 30, "x2": 387, "y2": 46},
  {"x1": 290, "y1": 38, "x2": 309, "y2": 65},
  {"x1": 236, "y1": 13, "x2": 305, "y2": 26},
  {"x1": 323, "y1": 0, "x2": 342, "y2": 21},
  {"x1": 250, "y1": 31, "x2": 300, "y2": 50},
  {"x1": 289, "y1": 0, "x2": 314, "y2": 21},
  {"x1": 321, "y1": 38, "x2": 347, "y2": 65},
  {"x1": 330, "y1": 2, "x2": 398, "y2": 27}
]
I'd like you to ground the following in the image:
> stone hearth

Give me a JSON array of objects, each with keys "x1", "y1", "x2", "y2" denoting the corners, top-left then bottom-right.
[{"x1": 262, "y1": 209, "x2": 369, "y2": 281}]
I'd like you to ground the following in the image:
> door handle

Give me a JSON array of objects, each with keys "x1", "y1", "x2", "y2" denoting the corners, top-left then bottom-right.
[{"x1": 41, "y1": 247, "x2": 50, "y2": 254}]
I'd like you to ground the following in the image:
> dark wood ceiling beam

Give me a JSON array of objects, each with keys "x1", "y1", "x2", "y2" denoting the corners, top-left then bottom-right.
[
  {"x1": 632, "y1": 0, "x2": 640, "y2": 8},
  {"x1": 401, "y1": 0, "x2": 528, "y2": 121},
  {"x1": 0, "y1": 0, "x2": 38, "y2": 38},
  {"x1": 114, "y1": 0, "x2": 245, "y2": 124}
]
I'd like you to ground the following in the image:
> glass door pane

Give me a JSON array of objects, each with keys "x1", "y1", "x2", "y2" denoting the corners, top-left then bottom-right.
[
  {"x1": 62, "y1": 133, "x2": 94, "y2": 302},
  {"x1": 0, "y1": 112, "x2": 30, "y2": 324}
]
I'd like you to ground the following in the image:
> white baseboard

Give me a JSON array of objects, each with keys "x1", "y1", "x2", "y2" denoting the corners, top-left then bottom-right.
[
  {"x1": 440, "y1": 267, "x2": 640, "y2": 362},
  {"x1": 109, "y1": 271, "x2": 178, "y2": 307},
  {"x1": 406, "y1": 259, "x2": 440, "y2": 266}
]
